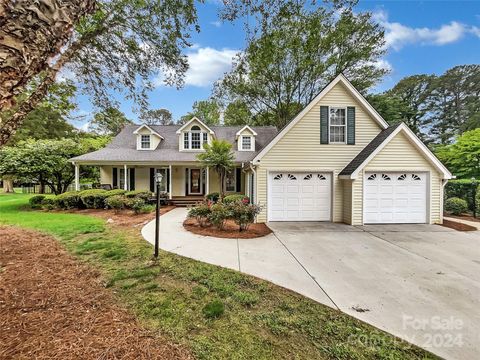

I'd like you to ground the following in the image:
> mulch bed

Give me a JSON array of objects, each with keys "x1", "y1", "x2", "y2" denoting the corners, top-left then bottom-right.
[
  {"x1": 183, "y1": 218, "x2": 272, "y2": 239},
  {"x1": 63, "y1": 205, "x2": 176, "y2": 228},
  {"x1": 0, "y1": 226, "x2": 191, "y2": 360},
  {"x1": 441, "y1": 219, "x2": 478, "y2": 231},
  {"x1": 445, "y1": 214, "x2": 480, "y2": 223}
]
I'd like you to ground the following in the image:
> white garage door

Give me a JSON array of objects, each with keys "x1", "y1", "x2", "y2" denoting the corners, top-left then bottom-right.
[
  {"x1": 268, "y1": 172, "x2": 332, "y2": 221},
  {"x1": 364, "y1": 172, "x2": 427, "y2": 224}
]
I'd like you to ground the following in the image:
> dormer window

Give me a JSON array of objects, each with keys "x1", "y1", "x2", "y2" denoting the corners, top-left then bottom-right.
[
  {"x1": 241, "y1": 135, "x2": 252, "y2": 150},
  {"x1": 183, "y1": 125, "x2": 208, "y2": 150},
  {"x1": 141, "y1": 135, "x2": 151, "y2": 149}
]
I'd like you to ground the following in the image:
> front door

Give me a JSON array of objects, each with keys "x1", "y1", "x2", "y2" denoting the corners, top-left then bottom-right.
[{"x1": 189, "y1": 168, "x2": 202, "y2": 195}]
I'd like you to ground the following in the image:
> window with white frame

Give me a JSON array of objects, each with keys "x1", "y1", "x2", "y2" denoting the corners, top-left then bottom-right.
[
  {"x1": 241, "y1": 135, "x2": 252, "y2": 150},
  {"x1": 140, "y1": 134, "x2": 151, "y2": 149},
  {"x1": 183, "y1": 125, "x2": 208, "y2": 150},
  {"x1": 329, "y1": 108, "x2": 346, "y2": 143},
  {"x1": 225, "y1": 169, "x2": 236, "y2": 192}
]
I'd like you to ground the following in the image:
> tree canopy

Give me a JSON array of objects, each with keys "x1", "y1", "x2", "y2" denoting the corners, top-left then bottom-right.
[
  {"x1": 139, "y1": 108, "x2": 173, "y2": 125},
  {"x1": 89, "y1": 107, "x2": 132, "y2": 136},
  {"x1": 180, "y1": 99, "x2": 221, "y2": 125},
  {"x1": 215, "y1": 2, "x2": 386, "y2": 128}
]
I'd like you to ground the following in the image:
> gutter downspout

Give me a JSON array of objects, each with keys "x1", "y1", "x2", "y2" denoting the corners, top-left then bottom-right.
[{"x1": 440, "y1": 179, "x2": 448, "y2": 224}]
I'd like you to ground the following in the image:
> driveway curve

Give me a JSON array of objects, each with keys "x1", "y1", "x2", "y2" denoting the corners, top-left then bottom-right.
[{"x1": 142, "y1": 208, "x2": 480, "y2": 360}]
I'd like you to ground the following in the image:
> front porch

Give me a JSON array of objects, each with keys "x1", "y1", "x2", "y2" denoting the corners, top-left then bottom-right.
[{"x1": 73, "y1": 163, "x2": 250, "y2": 201}]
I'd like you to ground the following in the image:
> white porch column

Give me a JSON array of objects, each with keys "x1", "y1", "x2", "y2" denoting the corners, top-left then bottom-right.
[
  {"x1": 74, "y1": 163, "x2": 80, "y2": 191},
  {"x1": 206, "y1": 167, "x2": 209, "y2": 195},
  {"x1": 123, "y1": 164, "x2": 128, "y2": 190},
  {"x1": 169, "y1": 164, "x2": 172, "y2": 199},
  {"x1": 245, "y1": 171, "x2": 249, "y2": 196}
]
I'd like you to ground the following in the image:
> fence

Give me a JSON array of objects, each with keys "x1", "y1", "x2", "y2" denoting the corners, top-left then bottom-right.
[{"x1": 21, "y1": 183, "x2": 93, "y2": 194}]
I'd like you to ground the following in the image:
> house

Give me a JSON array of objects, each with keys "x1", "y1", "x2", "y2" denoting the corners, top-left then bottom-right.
[{"x1": 71, "y1": 74, "x2": 453, "y2": 225}]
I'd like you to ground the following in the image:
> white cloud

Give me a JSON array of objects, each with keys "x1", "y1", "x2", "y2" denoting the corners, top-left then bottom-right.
[
  {"x1": 471, "y1": 26, "x2": 480, "y2": 38},
  {"x1": 372, "y1": 59, "x2": 392, "y2": 72},
  {"x1": 375, "y1": 10, "x2": 468, "y2": 50},
  {"x1": 155, "y1": 47, "x2": 239, "y2": 88},
  {"x1": 210, "y1": 20, "x2": 222, "y2": 28}
]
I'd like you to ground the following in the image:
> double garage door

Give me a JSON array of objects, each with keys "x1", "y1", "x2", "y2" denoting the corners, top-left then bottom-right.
[
  {"x1": 268, "y1": 172, "x2": 332, "y2": 221},
  {"x1": 364, "y1": 172, "x2": 427, "y2": 224},
  {"x1": 268, "y1": 171, "x2": 428, "y2": 224}
]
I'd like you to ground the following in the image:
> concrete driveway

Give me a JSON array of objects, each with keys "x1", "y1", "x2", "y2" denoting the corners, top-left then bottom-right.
[{"x1": 142, "y1": 208, "x2": 480, "y2": 360}]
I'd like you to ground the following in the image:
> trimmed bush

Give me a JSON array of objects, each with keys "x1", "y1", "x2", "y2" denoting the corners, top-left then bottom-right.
[
  {"x1": 41, "y1": 197, "x2": 56, "y2": 210},
  {"x1": 229, "y1": 202, "x2": 261, "y2": 231},
  {"x1": 202, "y1": 299, "x2": 224, "y2": 319},
  {"x1": 129, "y1": 197, "x2": 146, "y2": 215},
  {"x1": 125, "y1": 190, "x2": 153, "y2": 201},
  {"x1": 205, "y1": 192, "x2": 220, "y2": 203},
  {"x1": 105, "y1": 195, "x2": 127, "y2": 213},
  {"x1": 138, "y1": 204, "x2": 155, "y2": 214},
  {"x1": 29, "y1": 195, "x2": 46, "y2": 209},
  {"x1": 104, "y1": 189, "x2": 127, "y2": 197},
  {"x1": 445, "y1": 197, "x2": 468, "y2": 215},
  {"x1": 55, "y1": 191, "x2": 81, "y2": 209},
  {"x1": 188, "y1": 201, "x2": 211, "y2": 227},
  {"x1": 208, "y1": 203, "x2": 232, "y2": 230},
  {"x1": 445, "y1": 179, "x2": 479, "y2": 212},
  {"x1": 79, "y1": 189, "x2": 108, "y2": 209},
  {"x1": 223, "y1": 194, "x2": 249, "y2": 204}
]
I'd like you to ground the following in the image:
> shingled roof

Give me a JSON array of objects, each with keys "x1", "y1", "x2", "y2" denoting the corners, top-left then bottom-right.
[
  {"x1": 339, "y1": 123, "x2": 402, "y2": 176},
  {"x1": 71, "y1": 124, "x2": 278, "y2": 163}
]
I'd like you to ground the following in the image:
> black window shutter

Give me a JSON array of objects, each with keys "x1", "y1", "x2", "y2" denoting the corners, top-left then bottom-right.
[
  {"x1": 347, "y1": 106, "x2": 355, "y2": 145},
  {"x1": 320, "y1": 106, "x2": 329, "y2": 144},
  {"x1": 129, "y1": 168, "x2": 135, "y2": 191},
  {"x1": 166, "y1": 168, "x2": 170, "y2": 194},
  {"x1": 150, "y1": 168, "x2": 155, "y2": 192},
  {"x1": 112, "y1": 168, "x2": 118, "y2": 188},
  {"x1": 236, "y1": 168, "x2": 241, "y2": 192}
]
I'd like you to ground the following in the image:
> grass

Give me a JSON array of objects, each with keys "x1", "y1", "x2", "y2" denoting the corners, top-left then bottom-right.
[{"x1": 0, "y1": 192, "x2": 438, "y2": 360}]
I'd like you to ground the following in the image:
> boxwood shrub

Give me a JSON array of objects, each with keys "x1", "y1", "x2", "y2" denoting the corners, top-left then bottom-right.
[
  {"x1": 444, "y1": 197, "x2": 468, "y2": 215},
  {"x1": 79, "y1": 189, "x2": 108, "y2": 209},
  {"x1": 104, "y1": 189, "x2": 127, "y2": 197},
  {"x1": 29, "y1": 195, "x2": 46, "y2": 209},
  {"x1": 55, "y1": 191, "x2": 82, "y2": 209},
  {"x1": 445, "y1": 179, "x2": 479, "y2": 212}
]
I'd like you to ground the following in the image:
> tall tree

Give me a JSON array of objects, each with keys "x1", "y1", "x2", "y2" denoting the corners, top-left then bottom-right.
[
  {"x1": 139, "y1": 108, "x2": 173, "y2": 125},
  {"x1": 180, "y1": 99, "x2": 221, "y2": 125},
  {"x1": 215, "y1": 3, "x2": 386, "y2": 128},
  {"x1": 89, "y1": 107, "x2": 131, "y2": 136},
  {"x1": 366, "y1": 93, "x2": 406, "y2": 126},
  {"x1": 224, "y1": 100, "x2": 253, "y2": 126}
]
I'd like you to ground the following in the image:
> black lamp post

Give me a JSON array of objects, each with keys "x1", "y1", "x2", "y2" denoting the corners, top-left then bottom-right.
[
  {"x1": 472, "y1": 177, "x2": 477, "y2": 218},
  {"x1": 154, "y1": 172, "x2": 163, "y2": 258}
]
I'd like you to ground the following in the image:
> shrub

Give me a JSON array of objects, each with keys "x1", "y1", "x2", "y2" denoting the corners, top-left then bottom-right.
[
  {"x1": 188, "y1": 201, "x2": 212, "y2": 227},
  {"x1": 476, "y1": 185, "x2": 480, "y2": 215},
  {"x1": 445, "y1": 179, "x2": 479, "y2": 212},
  {"x1": 125, "y1": 190, "x2": 153, "y2": 201},
  {"x1": 79, "y1": 189, "x2": 108, "y2": 209},
  {"x1": 138, "y1": 204, "x2": 155, "y2": 214},
  {"x1": 55, "y1": 191, "x2": 81, "y2": 209},
  {"x1": 202, "y1": 299, "x2": 224, "y2": 319},
  {"x1": 205, "y1": 192, "x2": 220, "y2": 203},
  {"x1": 223, "y1": 194, "x2": 249, "y2": 204},
  {"x1": 229, "y1": 202, "x2": 261, "y2": 231},
  {"x1": 129, "y1": 197, "x2": 146, "y2": 214},
  {"x1": 208, "y1": 203, "x2": 232, "y2": 230},
  {"x1": 29, "y1": 195, "x2": 46, "y2": 209},
  {"x1": 445, "y1": 197, "x2": 468, "y2": 215},
  {"x1": 104, "y1": 189, "x2": 127, "y2": 198},
  {"x1": 105, "y1": 195, "x2": 127, "y2": 213},
  {"x1": 41, "y1": 197, "x2": 56, "y2": 210}
]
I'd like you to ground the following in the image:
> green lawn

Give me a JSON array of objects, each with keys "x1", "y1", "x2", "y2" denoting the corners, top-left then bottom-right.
[{"x1": 0, "y1": 193, "x2": 438, "y2": 360}]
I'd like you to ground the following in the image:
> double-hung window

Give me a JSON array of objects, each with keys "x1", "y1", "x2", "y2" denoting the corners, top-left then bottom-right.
[
  {"x1": 191, "y1": 132, "x2": 201, "y2": 149},
  {"x1": 329, "y1": 108, "x2": 346, "y2": 144},
  {"x1": 140, "y1": 135, "x2": 151, "y2": 149},
  {"x1": 183, "y1": 125, "x2": 208, "y2": 150},
  {"x1": 241, "y1": 136, "x2": 252, "y2": 150}
]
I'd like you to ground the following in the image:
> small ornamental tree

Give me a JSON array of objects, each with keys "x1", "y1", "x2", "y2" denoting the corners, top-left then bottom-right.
[{"x1": 197, "y1": 139, "x2": 235, "y2": 200}]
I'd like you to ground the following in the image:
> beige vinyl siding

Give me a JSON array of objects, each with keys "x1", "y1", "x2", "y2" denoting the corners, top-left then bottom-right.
[
  {"x1": 134, "y1": 167, "x2": 150, "y2": 191},
  {"x1": 343, "y1": 180, "x2": 353, "y2": 224},
  {"x1": 100, "y1": 166, "x2": 112, "y2": 185},
  {"x1": 256, "y1": 82, "x2": 383, "y2": 222},
  {"x1": 359, "y1": 131, "x2": 442, "y2": 224},
  {"x1": 351, "y1": 175, "x2": 363, "y2": 225}
]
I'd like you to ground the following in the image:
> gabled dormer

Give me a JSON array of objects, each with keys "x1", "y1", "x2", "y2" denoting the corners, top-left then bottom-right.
[
  {"x1": 236, "y1": 125, "x2": 257, "y2": 151},
  {"x1": 176, "y1": 117, "x2": 215, "y2": 151},
  {"x1": 133, "y1": 124, "x2": 164, "y2": 150}
]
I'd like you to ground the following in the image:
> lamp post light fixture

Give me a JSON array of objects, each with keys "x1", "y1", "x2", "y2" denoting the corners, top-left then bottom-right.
[{"x1": 154, "y1": 172, "x2": 163, "y2": 258}]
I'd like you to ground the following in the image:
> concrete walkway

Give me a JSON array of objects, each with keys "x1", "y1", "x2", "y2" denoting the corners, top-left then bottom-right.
[{"x1": 142, "y1": 208, "x2": 480, "y2": 360}]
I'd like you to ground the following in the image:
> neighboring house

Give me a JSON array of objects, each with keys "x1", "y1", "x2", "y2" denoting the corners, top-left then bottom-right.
[{"x1": 71, "y1": 74, "x2": 453, "y2": 225}]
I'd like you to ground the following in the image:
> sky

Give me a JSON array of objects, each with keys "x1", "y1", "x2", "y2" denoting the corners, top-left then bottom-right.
[{"x1": 70, "y1": 0, "x2": 480, "y2": 130}]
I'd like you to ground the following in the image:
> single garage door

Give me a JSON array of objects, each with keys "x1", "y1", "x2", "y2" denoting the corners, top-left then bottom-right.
[
  {"x1": 268, "y1": 172, "x2": 332, "y2": 221},
  {"x1": 364, "y1": 172, "x2": 427, "y2": 224}
]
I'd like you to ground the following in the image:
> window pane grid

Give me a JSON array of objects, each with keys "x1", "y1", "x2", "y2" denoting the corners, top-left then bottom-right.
[
  {"x1": 329, "y1": 108, "x2": 346, "y2": 143},
  {"x1": 242, "y1": 136, "x2": 251, "y2": 150},
  {"x1": 141, "y1": 135, "x2": 150, "y2": 149},
  {"x1": 191, "y1": 132, "x2": 201, "y2": 149},
  {"x1": 184, "y1": 133, "x2": 189, "y2": 149}
]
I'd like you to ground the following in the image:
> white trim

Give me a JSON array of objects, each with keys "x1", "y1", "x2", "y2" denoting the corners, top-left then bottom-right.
[
  {"x1": 74, "y1": 163, "x2": 80, "y2": 191},
  {"x1": 328, "y1": 106, "x2": 347, "y2": 144},
  {"x1": 346, "y1": 123, "x2": 453, "y2": 180},
  {"x1": 169, "y1": 164, "x2": 172, "y2": 199},
  {"x1": 206, "y1": 167, "x2": 210, "y2": 195},
  {"x1": 133, "y1": 124, "x2": 164, "y2": 139},
  {"x1": 253, "y1": 73, "x2": 389, "y2": 163},
  {"x1": 239, "y1": 134, "x2": 254, "y2": 151},
  {"x1": 123, "y1": 164, "x2": 128, "y2": 191},
  {"x1": 140, "y1": 134, "x2": 151, "y2": 149},
  {"x1": 176, "y1": 116, "x2": 215, "y2": 135},
  {"x1": 235, "y1": 125, "x2": 258, "y2": 137}
]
